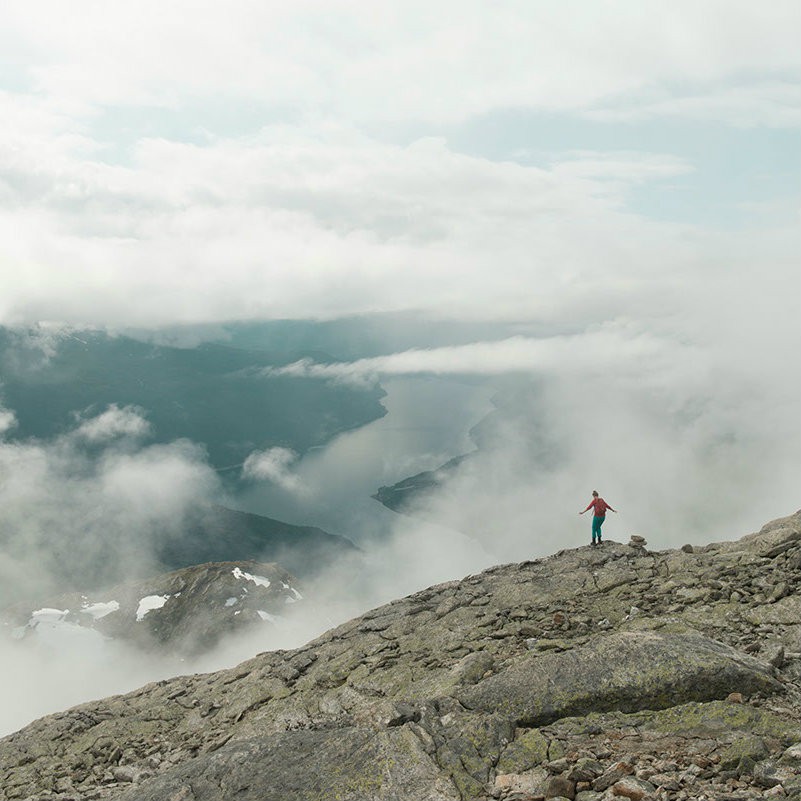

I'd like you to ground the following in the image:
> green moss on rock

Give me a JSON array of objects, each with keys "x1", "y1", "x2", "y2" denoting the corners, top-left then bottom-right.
[
  {"x1": 497, "y1": 729, "x2": 549, "y2": 774},
  {"x1": 717, "y1": 735, "x2": 770, "y2": 770}
]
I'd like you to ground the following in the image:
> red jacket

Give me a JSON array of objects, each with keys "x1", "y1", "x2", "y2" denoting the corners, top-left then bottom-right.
[{"x1": 584, "y1": 498, "x2": 615, "y2": 517}]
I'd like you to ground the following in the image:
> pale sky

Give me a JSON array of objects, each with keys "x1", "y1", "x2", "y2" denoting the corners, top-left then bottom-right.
[{"x1": 0, "y1": 0, "x2": 798, "y2": 328}]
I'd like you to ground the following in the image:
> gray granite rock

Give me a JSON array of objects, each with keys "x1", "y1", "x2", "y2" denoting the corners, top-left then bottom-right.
[
  {"x1": 1, "y1": 509, "x2": 800, "y2": 801},
  {"x1": 457, "y1": 631, "x2": 780, "y2": 724},
  {"x1": 117, "y1": 728, "x2": 461, "y2": 801}
]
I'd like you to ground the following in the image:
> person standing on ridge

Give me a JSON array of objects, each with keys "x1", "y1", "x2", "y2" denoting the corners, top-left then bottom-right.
[{"x1": 579, "y1": 490, "x2": 617, "y2": 546}]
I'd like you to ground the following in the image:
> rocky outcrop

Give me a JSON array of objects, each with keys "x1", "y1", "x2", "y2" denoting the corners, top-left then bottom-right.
[
  {"x1": 1, "y1": 561, "x2": 303, "y2": 656},
  {"x1": 458, "y1": 631, "x2": 781, "y2": 724},
  {"x1": 1, "y1": 510, "x2": 800, "y2": 800}
]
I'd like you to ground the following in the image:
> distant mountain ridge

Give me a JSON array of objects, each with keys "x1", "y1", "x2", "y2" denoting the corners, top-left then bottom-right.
[
  {"x1": 0, "y1": 501, "x2": 358, "y2": 607},
  {"x1": 160, "y1": 504, "x2": 360, "y2": 580},
  {"x1": 373, "y1": 454, "x2": 468, "y2": 514},
  {"x1": 2, "y1": 509, "x2": 800, "y2": 800},
  {"x1": 2, "y1": 560, "x2": 304, "y2": 657}
]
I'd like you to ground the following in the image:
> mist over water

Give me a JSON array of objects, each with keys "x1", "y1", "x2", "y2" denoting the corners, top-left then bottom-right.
[
  {"x1": 0, "y1": 376, "x2": 497, "y2": 737},
  {"x1": 1, "y1": 332, "x2": 799, "y2": 738},
  {"x1": 237, "y1": 375, "x2": 496, "y2": 542}
]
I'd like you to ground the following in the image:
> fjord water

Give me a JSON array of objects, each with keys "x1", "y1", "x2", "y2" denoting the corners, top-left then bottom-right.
[{"x1": 236, "y1": 375, "x2": 495, "y2": 544}]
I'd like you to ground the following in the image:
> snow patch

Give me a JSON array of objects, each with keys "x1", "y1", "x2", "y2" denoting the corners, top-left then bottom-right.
[
  {"x1": 224, "y1": 597, "x2": 238, "y2": 607},
  {"x1": 81, "y1": 601, "x2": 120, "y2": 619},
  {"x1": 12, "y1": 609, "x2": 69, "y2": 640},
  {"x1": 13, "y1": 609, "x2": 107, "y2": 647},
  {"x1": 136, "y1": 595, "x2": 169, "y2": 622},
  {"x1": 31, "y1": 608, "x2": 69, "y2": 625},
  {"x1": 281, "y1": 581, "x2": 303, "y2": 600},
  {"x1": 232, "y1": 567, "x2": 271, "y2": 588},
  {"x1": 257, "y1": 610, "x2": 282, "y2": 624}
]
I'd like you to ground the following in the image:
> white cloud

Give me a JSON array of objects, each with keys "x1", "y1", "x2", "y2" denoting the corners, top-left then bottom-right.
[
  {"x1": 242, "y1": 447, "x2": 304, "y2": 493},
  {"x1": 0, "y1": 408, "x2": 221, "y2": 602},
  {"x1": 75, "y1": 404, "x2": 151, "y2": 442},
  {"x1": 0, "y1": 407, "x2": 17, "y2": 436},
  {"x1": 584, "y1": 81, "x2": 801, "y2": 128},
  {"x1": 1, "y1": 1, "x2": 798, "y2": 125},
  {"x1": 266, "y1": 329, "x2": 683, "y2": 384},
  {"x1": 0, "y1": 122, "x2": 763, "y2": 328},
  {"x1": 550, "y1": 152, "x2": 694, "y2": 184}
]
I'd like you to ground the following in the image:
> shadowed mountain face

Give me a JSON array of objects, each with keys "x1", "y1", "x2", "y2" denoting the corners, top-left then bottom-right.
[
  {"x1": 2, "y1": 510, "x2": 800, "y2": 800},
  {"x1": 159, "y1": 504, "x2": 360, "y2": 581},
  {"x1": 0, "y1": 502, "x2": 358, "y2": 605}
]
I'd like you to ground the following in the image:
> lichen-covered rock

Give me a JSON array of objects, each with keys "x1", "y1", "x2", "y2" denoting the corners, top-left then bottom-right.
[
  {"x1": 0, "y1": 509, "x2": 800, "y2": 801},
  {"x1": 496, "y1": 728, "x2": 550, "y2": 774},
  {"x1": 457, "y1": 631, "x2": 780, "y2": 724},
  {"x1": 718, "y1": 734, "x2": 770, "y2": 769},
  {"x1": 118, "y1": 727, "x2": 462, "y2": 801}
]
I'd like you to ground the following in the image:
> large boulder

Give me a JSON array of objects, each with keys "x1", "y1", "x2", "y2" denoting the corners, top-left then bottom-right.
[
  {"x1": 117, "y1": 727, "x2": 461, "y2": 801},
  {"x1": 458, "y1": 631, "x2": 781, "y2": 725}
]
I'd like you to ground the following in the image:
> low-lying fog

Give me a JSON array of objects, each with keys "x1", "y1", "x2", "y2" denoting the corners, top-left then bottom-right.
[{"x1": 1, "y1": 331, "x2": 798, "y2": 737}]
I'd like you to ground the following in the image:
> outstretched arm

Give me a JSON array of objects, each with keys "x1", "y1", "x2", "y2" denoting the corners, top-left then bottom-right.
[
  {"x1": 579, "y1": 502, "x2": 593, "y2": 514},
  {"x1": 608, "y1": 505, "x2": 617, "y2": 513}
]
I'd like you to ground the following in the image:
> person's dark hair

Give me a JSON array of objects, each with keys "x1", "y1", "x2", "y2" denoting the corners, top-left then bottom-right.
[{"x1": 592, "y1": 490, "x2": 598, "y2": 497}]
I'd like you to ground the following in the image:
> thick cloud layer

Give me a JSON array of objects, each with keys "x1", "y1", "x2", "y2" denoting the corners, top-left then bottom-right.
[
  {"x1": 0, "y1": 2, "x2": 798, "y2": 327},
  {"x1": 0, "y1": 406, "x2": 220, "y2": 603},
  {"x1": 0, "y1": 131, "x2": 701, "y2": 326},
  {"x1": 1, "y1": 1, "x2": 797, "y2": 124}
]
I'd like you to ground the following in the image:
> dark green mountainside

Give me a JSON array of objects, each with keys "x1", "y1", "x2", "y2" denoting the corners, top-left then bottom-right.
[
  {"x1": 0, "y1": 326, "x2": 386, "y2": 470},
  {"x1": 160, "y1": 504, "x2": 359, "y2": 580}
]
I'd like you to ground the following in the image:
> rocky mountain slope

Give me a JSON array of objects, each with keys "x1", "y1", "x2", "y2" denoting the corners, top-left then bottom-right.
[
  {"x1": 1, "y1": 510, "x2": 800, "y2": 801},
  {"x1": 2, "y1": 561, "x2": 304, "y2": 657}
]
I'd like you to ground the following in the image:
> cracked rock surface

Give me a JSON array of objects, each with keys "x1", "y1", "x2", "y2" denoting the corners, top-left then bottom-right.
[{"x1": 1, "y1": 510, "x2": 800, "y2": 800}]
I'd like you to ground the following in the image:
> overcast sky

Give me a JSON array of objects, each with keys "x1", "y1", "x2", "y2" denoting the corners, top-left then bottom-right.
[{"x1": 0, "y1": 0, "x2": 797, "y2": 328}]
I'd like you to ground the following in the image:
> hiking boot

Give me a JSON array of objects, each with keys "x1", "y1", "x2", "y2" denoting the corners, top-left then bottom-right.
[{"x1": 591, "y1": 540, "x2": 597, "y2": 547}]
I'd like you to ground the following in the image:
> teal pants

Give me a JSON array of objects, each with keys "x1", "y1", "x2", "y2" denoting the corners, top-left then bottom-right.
[{"x1": 592, "y1": 515, "x2": 605, "y2": 541}]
